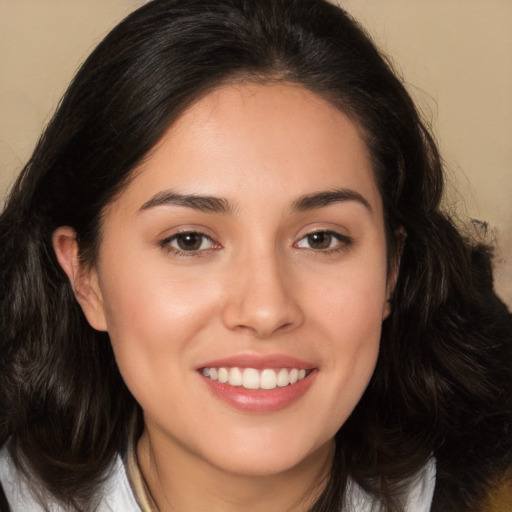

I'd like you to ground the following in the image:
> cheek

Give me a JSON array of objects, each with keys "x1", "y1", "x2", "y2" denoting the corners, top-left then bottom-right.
[
  {"x1": 96, "y1": 260, "x2": 222, "y2": 399},
  {"x1": 100, "y1": 251, "x2": 219, "y2": 332},
  {"x1": 303, "y1": 254, "x2": 387, "y2": 412},
  {"x1": 307, "y1": 251, "x2": 389, "y2": 337},
  {"x1": 320, "y1": 278, "x2": 383, "y2": 379}
]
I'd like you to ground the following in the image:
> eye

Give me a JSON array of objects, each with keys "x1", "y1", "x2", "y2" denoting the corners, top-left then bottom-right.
[
  {"x1": 295, "y1": 230, "x2": 351, "y2": 252},
  {"x1": 160, "y1": 231, "x2": 217, "y2": 254}
]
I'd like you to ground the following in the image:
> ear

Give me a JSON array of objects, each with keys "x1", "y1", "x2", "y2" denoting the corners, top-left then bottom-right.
[
  {"x1": 383, "y1": 227, "x2": 406, "y2": 319},
  {"x1": 52, "y1": 226, "x2": 108, "y2": 331}
]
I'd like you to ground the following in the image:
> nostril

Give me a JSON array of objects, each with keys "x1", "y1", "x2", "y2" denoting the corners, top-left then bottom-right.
[
  {"x1": 220, "y1": 262, "x2": 305, "y2": 336},
  {"x1": 221, "y1": 298, "x2": 304, "y2": 337}
]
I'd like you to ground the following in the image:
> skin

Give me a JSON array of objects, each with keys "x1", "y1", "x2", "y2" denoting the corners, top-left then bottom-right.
[{"x1": 54, "y1": 82, "x2": 395, "y2": 511}]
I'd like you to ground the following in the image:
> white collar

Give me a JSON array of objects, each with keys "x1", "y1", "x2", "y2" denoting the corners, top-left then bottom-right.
[{"x1": 0, "y1": 443, "x2": 435, "y2": 511}]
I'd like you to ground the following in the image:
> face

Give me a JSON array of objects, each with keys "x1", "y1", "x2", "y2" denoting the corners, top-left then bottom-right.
[{"x1": 65, "y1": 82, "x2": 393, "y2": 477}]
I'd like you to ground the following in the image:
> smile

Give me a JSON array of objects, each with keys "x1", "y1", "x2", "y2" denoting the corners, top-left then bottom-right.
[{"x1": 201, "y1": 367, "x2": 309, "y2": 390}]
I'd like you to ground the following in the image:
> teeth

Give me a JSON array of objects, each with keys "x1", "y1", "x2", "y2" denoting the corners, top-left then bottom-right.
[
  {"x1": 260, "y1": 369, "x2": 277, "y2": 390},
  {"x1": 242, "y1": 368, "x2": 260, "y2": 390},
  {"x1": 218, "y1": 367, "x2": 229, "y2": 383},
  {"x1": 276, "y1": 368, "x2": 289, "y2": 387},
  {"x1": 229, "y1": 367, "x2": 243, "y2": 386},
  {"x1": 201, "y1": 367, "x2": 309, "y2": 390}
]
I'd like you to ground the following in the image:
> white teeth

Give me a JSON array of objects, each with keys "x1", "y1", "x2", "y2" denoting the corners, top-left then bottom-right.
[
  {"x1": 242, "y1": 368, "x2": 260, "y2": 389},
  {"x1": 229, "y1": 367, "x2": 243, "y2": 386},
  {"x1": 202, "y1": 367, "x2": 309, "y2": 390},
  {"x1": 218, "y1": 367, "x2": 229, "y2": 383},
  {"x1": 276, "y1": 368, "x2": 290, "y2": 387},
  {"x1": 260, "y1": 369, "x2": 277, "y2": 390}
]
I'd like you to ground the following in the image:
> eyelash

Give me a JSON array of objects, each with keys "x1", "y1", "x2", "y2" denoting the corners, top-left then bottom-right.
[
  {"x1": 159, "y1": 229, "x2": 352, "y2": 257},
  {"x1": 159, "y1": 231, "x2": 219, "y2": 257},
  {"x1": 294, "y1": 230, "x2": 353, "y2": 254}
]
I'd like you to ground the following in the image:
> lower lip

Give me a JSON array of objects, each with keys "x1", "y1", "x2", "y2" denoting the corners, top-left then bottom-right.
[{"x1": 200, "y1": 370, "x2": 317, "y2": 413}]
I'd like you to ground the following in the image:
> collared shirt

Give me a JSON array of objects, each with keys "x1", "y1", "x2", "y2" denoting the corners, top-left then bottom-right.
[
  {"x1": 0, "y1": 443, "x2": 435, "y2": 511},
  {"x1": 124, "y1": 437, "x2": 158, "y2": 512}
]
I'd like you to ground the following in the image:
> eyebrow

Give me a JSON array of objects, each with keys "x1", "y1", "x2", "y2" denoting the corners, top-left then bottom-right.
[
  {"x1": 291, "y1": 189, "x2": 372, "y2": 213},
  {"x1": 139, "y1": 190, "x2": 232, "y2": 213},
  {"x1": 138, "y1": 187, "x2": 372, "y2": 215}
]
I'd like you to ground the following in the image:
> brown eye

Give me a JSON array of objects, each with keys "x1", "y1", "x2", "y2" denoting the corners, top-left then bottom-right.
[
  {"x1": 295, "y1": 230, "x2": 352, "y2": 252},
  {"x1": 306, "y1": 232, "x2": 333, "y2": 250},
  {"x1": 175, "y1": 233, "x2": 204, "y2": 251},
  {"x1": 161, "y1": 231, "x2": 216, "y2": 253}
]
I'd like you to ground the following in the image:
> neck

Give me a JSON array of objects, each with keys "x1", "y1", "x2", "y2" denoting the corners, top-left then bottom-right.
[{"x1": 137, "y1": 427, "x2": 334, "y2": 512}]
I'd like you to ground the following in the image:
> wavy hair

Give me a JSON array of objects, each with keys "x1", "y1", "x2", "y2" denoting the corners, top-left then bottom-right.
[{"x1": 1, "y1": 1, "x2": 511, "y2": 510}]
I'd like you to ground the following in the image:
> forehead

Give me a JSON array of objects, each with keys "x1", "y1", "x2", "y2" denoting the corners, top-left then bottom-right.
[{"x1": 110, "y1": 81, "x2": 380, "y2": 216}]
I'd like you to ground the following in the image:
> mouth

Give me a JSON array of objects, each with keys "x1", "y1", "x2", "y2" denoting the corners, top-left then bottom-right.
[
  {"x1": 197, "y1": 354, "x2": 317, "y2": 412},
  {"x1": 201, "y1": 367, "x2": 311, "y2": 390}
]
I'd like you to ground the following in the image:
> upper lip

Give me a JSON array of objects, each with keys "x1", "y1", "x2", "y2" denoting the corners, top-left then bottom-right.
[{"x1": 196, "y1": 353, "x2": 315, "y2": 370}]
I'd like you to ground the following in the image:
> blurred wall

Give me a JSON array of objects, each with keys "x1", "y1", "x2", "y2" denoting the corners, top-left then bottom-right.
[
  {"x1": 1, "y1": 0, "x2": 511, "y2": 306},
  {"x1": 0, "y1": 0, "x2": 143, "y2": 187},
  {"x1": 337, "y1": 0, "x2": 512, "y2": 307}
]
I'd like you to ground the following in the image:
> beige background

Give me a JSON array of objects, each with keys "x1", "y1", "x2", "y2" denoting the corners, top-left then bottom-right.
[{"x1": 1, "y1": 0, "x2": 511, "y2": 307}]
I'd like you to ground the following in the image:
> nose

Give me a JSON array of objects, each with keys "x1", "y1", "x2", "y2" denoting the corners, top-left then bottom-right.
[{"x1": 221, "y1": 249, "x2": 305, "y2": 338}]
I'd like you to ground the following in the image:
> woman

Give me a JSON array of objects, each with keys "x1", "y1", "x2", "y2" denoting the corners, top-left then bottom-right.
[{"x1": 0, "y1": 0, "x2": 511, "y2": 510}]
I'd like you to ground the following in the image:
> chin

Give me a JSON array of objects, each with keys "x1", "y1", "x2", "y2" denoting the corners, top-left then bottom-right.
[{"x1": 199, "y1": 436, "x2": 332, "y2": 478}]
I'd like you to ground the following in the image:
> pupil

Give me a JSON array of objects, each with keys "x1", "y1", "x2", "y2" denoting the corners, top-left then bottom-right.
[
  {"x1": 308, "y1": 232, "x2": 331, "y2": 249},
  {"x1": 178, "y1": 233, "x2": 202, "y2": 251}
]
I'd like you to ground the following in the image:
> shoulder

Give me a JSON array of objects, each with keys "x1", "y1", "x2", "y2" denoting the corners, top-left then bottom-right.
[
  {"x1": 344, "y1": 458, "x2": 436, "y2": 512},
  {"x1": 0, "y1": 443, "x2": 141, "y2": 512},
  {"x1": 101, "y1": 453, "x2": 142, "y2": 512},
  {"x1": 0, "y1": 442, "x2": 46, "y2": 512}
]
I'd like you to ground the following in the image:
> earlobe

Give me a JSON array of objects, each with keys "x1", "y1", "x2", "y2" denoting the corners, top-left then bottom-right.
[
  {"x1": 383, "y1": 227, "x2": 406, "y2": 319},
  {"x1": 382, "y1": 278, "x2": 396, "y2": 320},
  {"x1": 52, "y1": 226, "x2": 108, "y2": 332}
]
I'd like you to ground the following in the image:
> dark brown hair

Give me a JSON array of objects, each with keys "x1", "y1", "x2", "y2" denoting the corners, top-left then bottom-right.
[{"x1": 1, "y1": 1, "x2": 511, "y2": 511}]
